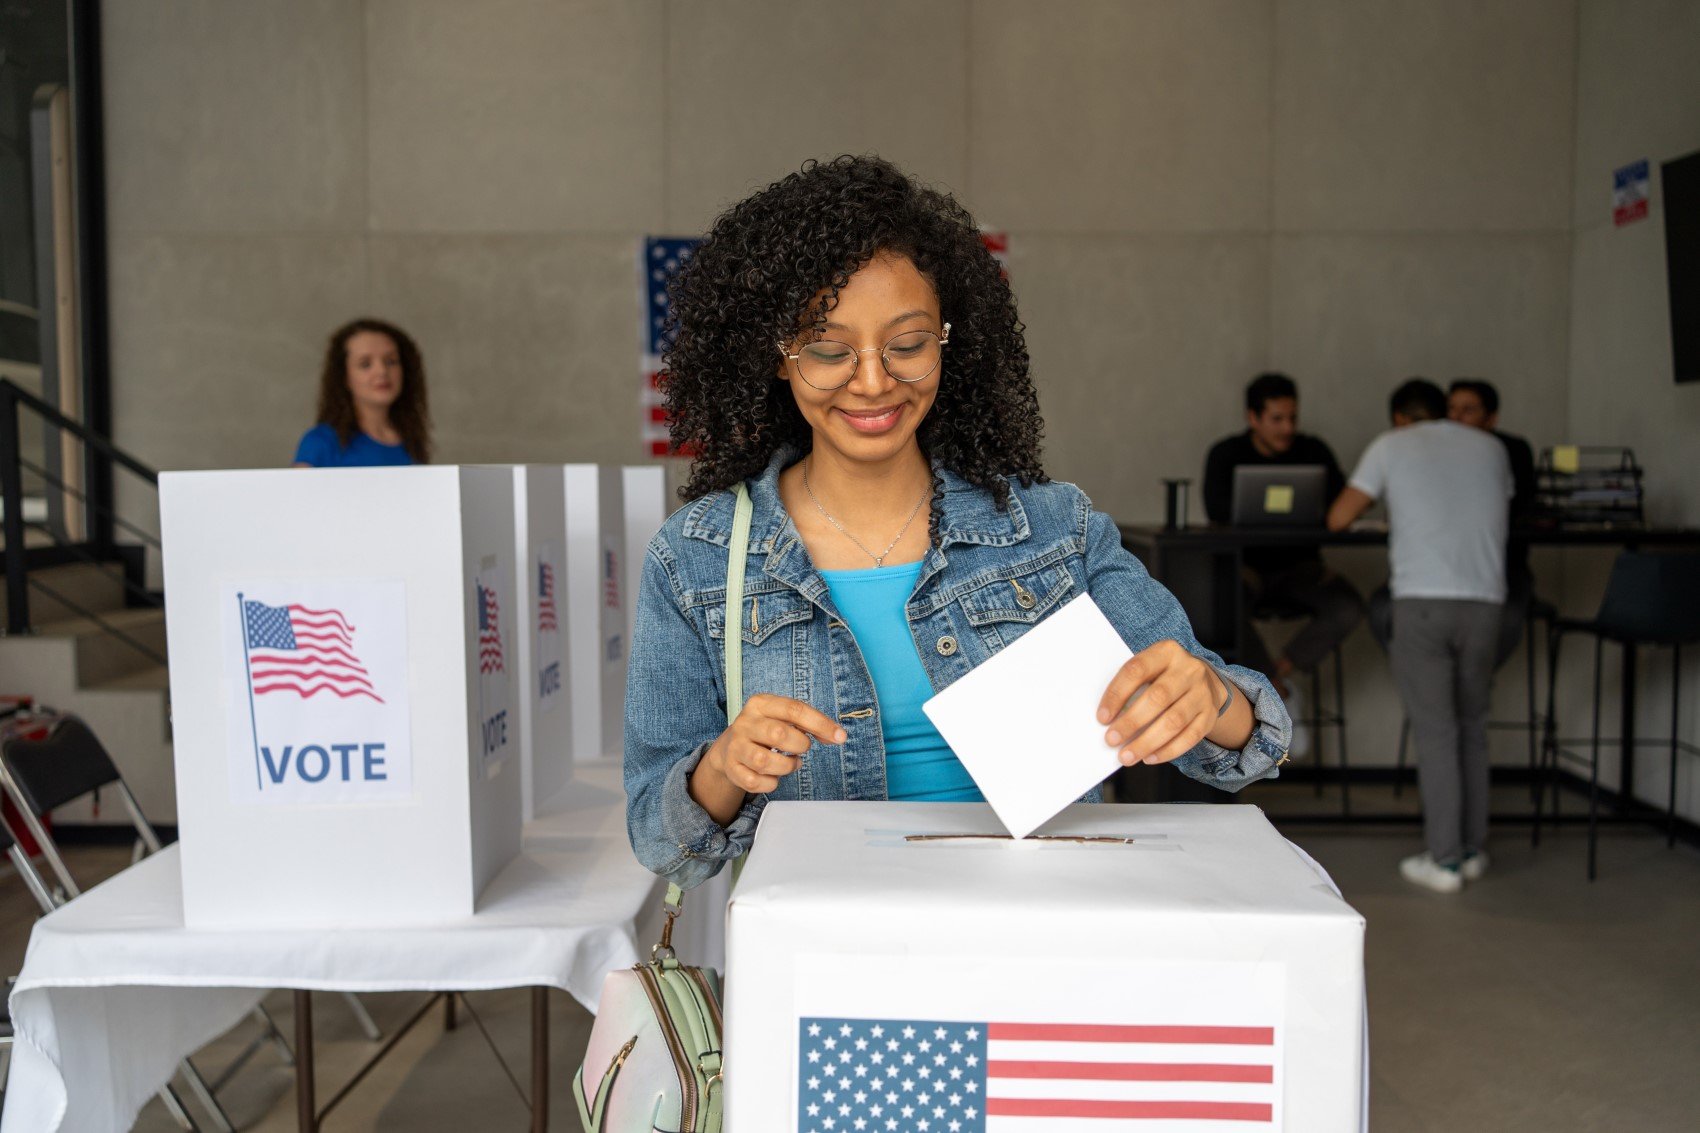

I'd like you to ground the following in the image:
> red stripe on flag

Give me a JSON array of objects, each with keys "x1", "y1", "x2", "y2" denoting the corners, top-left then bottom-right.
[
  {"x1": 988, "y1": 1060, "x2": 1274, "y2": 1084},
  {"x1": 986, "y1": 1098, "x2": 1273, "y2": 1122},
  {"x1": 648, "y1": 406, "x2": 668, "y2": 423},
  {"x1": 988, "y1": 1023, "x2": 1275, "y2": 1045}
]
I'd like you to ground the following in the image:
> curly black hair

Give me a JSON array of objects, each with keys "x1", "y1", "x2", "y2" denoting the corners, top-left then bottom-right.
[{"x1": 661, "y1": 155, "x2": 1047, "y2": 541}]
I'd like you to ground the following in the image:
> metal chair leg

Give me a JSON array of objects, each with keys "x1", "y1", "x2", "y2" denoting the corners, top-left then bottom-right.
[
  {"x1": 157, "y1": 1082, "x2": 203, "y2": 1132},
  {"x1": 1334, "y1": 644, "x2": 1349, "y2": 818},
  {"x1": 1526, "y1": 611, "x2": 1540, "y2": 802},
  {"x1": 1534, "y1": 628, "x2": 1563, "y2": 848},
  {"x1": 1588, "y1": 637, "x2": 1604, "y2": 881},
  {"x1": 178, "y1": 1056, "x2": 237, "y2": 1133},
  {"x1": 1670, "y1": 645, "x2": 1682, "y2": 849},
  {"x1": 342, "y1": 992, "x2": 383, "y2": 1042},
  {"x1": 1395, "y1": 716, "x2": 1410, "y2": 798},
  {"x1": 1311, "y1": 665, "x2": 1324, "y2": 799}
]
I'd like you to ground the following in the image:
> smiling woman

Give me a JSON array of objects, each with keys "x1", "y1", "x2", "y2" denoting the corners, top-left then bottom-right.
[
  {"x1": 623, "y1": 156, "x2": 1292, "y2": 891},
  {"x1": 293, "y1": 317, "x2": 432, "y2": 467}
]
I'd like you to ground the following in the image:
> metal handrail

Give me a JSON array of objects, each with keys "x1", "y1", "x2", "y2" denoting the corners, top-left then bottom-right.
[{"x1": 1, "y1": 378, "x2": 160, "y2": 635}]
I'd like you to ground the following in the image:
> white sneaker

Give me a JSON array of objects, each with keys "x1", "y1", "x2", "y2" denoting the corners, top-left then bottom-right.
[
  {"x1": 1460, "y1": 850, "x2": 1490, "y2": 882},
  {"x1": 1400, "y1": 852, "x2": 1463, "y2": 894}
]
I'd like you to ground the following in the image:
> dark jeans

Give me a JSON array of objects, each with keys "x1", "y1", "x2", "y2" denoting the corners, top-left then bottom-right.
[{"x1": 1240, "y1": 560, "x2": 1366, "y2": 677}]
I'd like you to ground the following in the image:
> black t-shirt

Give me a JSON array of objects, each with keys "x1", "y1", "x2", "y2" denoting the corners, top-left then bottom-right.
[{"x1": 1202, "y1": 431, "x2": 1347, "y2": 577}]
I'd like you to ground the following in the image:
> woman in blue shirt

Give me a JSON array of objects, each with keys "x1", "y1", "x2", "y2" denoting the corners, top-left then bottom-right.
[
  {"x1": 293, "y1": 318, "x2": 431, "y2": 467},
  {"x1": 625, "y1": 157, "x2": 1290, "y2": 890}
]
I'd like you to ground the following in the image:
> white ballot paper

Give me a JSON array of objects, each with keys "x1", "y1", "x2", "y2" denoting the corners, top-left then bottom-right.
[{"x1": 922, "y1": 592, "x2": 1131, "y2": 837}]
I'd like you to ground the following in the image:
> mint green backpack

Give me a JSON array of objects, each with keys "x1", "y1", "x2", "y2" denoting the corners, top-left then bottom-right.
[{"x1": 574, "y1": 485, "x2": 754, "y2": 1132}]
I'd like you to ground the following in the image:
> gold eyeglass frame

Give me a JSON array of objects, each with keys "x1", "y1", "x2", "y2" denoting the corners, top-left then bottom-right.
[{"x1": 777, "y1": 323, "x2": 951, "y2": 391}]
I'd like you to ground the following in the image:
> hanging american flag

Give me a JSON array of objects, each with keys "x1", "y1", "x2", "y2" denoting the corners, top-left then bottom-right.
[
  {"x1": 537, "y1": 560, "x2": 558, "y2": 634},
  {"x1": 242, "y1": 599, "x2": 382, "y2": 703},
  {"x1": 641, "y1": 236, "x2": 702, "y2": 458},
  {"x1": 796, "y1": 1018, "x2": 1277, "y2": 1130},
  {"x1": 477, "y1": 581, "x2": 505, "y2": 674}
]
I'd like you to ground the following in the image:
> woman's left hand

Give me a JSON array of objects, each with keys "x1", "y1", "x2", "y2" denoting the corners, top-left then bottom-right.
[{"x1": 1096, "y1": 640, "x2": 1230, "y2": 767}]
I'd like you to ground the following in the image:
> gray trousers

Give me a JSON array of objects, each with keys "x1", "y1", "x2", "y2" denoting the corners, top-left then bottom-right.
[{"x1": 1389, "y1": 599, "x2": 1500, "y2": 864}]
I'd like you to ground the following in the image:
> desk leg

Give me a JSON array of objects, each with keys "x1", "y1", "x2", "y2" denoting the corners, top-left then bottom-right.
[
  {"x1": 532, "y1": 987, "x2": 549, "y2": 1133},
  {"x1": 1620, "y1": 643, "x2": 1637, "y2": 806},
  {"x1": 294, "y1": 990, "x2": 316, "y2": 1133}
]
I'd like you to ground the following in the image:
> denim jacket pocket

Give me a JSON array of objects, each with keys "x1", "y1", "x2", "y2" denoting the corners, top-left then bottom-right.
[
  {"x1": 705, "y1": 585, "x2": 813, "y2": 645},
  {"x1": 955, "y1": 559, "x2": 1077, "y2": 651}
]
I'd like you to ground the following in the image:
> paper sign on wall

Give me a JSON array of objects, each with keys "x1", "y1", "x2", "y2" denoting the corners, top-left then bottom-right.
[
  {"x1": 793, "y1": 955, "x2": 1287, "y2": 1131},
  {"x1": 535, "y1": 541, "x2": 564, "y2": 714},
  {"x1": 1614, "y1": 159, "x2": 1650, "y2": 226},
  {"x1": 223, "y1": 578, "x2": 412, "y2": 806},
  {"x1": 475, "y1": 559, "x2": 512, "y2": 769}
]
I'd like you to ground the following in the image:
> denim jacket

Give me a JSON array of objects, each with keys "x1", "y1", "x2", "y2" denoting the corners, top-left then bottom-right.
[{"x1": 624, "y1": 449, "x2": 1291, "y2": 889}]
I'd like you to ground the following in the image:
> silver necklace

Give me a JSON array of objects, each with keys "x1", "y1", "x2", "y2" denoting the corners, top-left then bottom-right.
[{"x1": 802, "y1": 458, "x2": 930, "y2": 568}]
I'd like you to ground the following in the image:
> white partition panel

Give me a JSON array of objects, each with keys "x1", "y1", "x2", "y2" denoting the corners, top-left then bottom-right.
[
  {"x1": 563, "y1": 464, "x2": 625, "y2": 762},
  {"x1": 621, "y1": 465, "x2": 669, "y2": 651},
  {"x1": 513, "y1": 465, "x2": 572, "y2": 820},
  {"x1": 161, "y1": 466, "x2": 521, "y2": 929}
]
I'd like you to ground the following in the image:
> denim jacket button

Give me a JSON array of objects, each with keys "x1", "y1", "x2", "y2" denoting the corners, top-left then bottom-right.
[{"x1": 936, "y1": 635, "x2": 959, "y2": 657}]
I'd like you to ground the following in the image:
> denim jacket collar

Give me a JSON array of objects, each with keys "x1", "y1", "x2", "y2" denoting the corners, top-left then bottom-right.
[{"x1": 679, "y1": 445, "x2": 1031, "y2": 558}]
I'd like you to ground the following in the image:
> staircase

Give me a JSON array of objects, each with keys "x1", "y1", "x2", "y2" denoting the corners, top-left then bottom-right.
[
  {"x1": 0, "y1": 561, "x2": 174, "y2": 823},
  {"x1": 0, "y1": 379, "x2": 175, "y2": 826}
]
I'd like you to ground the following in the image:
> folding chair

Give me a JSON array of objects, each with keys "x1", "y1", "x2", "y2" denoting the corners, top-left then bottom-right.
[{"x1": 2, "y1": 810, "x2": 207, "y2": 1129}]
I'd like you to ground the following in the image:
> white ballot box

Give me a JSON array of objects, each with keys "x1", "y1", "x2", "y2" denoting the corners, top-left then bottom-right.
[
  {"x1": 161, "y1": 467, "x2": 522, "y2": 929},
  {"x1": 563, "y1": 464, "x2": 625, "y2": 762},
  {"x1": 621, "y1": 464, "x2": 669, "y2": 650},
  {"x1": 513, "y1": 465, "x2": 572, "y2": 820},
  {"x1": 727, "y1": 801, "x2": 1365, "y2": 1132}
]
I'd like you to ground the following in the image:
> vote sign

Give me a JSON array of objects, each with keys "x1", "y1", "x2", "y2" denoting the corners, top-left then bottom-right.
[
  {"x1": 223, "y1": 577, "x2": 412, "y2": 806},
  {"x1": 535, "y1": 542, "x2": 564, "y2": 712}
]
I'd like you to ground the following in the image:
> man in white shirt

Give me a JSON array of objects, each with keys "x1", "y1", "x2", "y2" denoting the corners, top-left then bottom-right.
[{"x1": 1328, "y1": 379, "x2": 1513, "y2": 893}]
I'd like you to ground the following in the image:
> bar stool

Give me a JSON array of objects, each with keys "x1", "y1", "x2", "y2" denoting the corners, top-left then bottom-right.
[
  {"x1": 1533, "y1": 551, "x2": 1700, "y2": 880},
  {"x1": 1251, "y1": 600, "x2": 1350, "y2": 816}
]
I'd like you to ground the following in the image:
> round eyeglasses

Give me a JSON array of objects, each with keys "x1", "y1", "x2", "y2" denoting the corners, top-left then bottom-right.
[{"x1": 778, "y1": 324, "x2": 951, "y2": 391}]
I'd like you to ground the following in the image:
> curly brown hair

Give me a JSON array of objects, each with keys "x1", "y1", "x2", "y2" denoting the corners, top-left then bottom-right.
[
  {"x1": 661, "y1": 156, "x2": 1046, "y2": 539},
  {"x1": 316, "y1": 318, "x2": 432, "y2": 463}
]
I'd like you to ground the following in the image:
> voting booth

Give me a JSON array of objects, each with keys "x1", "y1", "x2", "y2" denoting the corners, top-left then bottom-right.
[
  {"x1": 621, "y1": 464, "x2": 669, "y2": 650},
  {"x1": 513, "y1": 465, "x2": 572, "y2": 820},
  {"x1": 726, "y1": 800, "x2": 1366, "y2": 1132},
  {"x1": 563, "y1": 464, "x2": 625, "y2": 762},
  {"x1": 161, "y1": 467, "x2": 523, "y2": 929}
]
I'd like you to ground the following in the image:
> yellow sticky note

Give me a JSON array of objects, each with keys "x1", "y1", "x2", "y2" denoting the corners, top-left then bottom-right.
[
  {"x1": 1265, "y1": 484, "x2": 1295, "y2": 514},
  {"x1": 1552, "y1": 445, "x2": 1580, "y2": 474}
]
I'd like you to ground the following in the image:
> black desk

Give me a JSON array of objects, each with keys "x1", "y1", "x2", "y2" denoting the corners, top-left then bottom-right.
[{"x1": 1119, "y1": 523, "x2": 1700, "y2": 803}]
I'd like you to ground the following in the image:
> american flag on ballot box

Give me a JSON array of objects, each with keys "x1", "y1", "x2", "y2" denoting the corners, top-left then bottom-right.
[
  {"x1": 797, "y1": 1017, "x2": 1277, "y2": 1131},
  {"x1": 242, "y1": 599, "x2": 382, "y2": 703}
]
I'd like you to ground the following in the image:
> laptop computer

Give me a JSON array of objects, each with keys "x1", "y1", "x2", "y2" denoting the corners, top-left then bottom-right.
[{"x1": 1230, "y1": 465, "x2": 1328, "y2": 527}]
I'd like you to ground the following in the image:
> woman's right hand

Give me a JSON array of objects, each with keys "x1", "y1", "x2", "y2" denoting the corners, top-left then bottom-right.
[{"x1": 703, "y1": 693, "x2": 846, "y2": 795}]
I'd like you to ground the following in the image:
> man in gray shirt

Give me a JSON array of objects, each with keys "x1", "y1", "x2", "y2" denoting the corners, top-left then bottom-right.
[{"x1": 1329, "y1": 379, "x2": 1512, "y2": 893}]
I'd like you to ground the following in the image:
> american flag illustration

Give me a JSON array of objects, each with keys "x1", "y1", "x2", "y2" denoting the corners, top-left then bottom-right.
[
  {"x1": 537, "y1": 560, "x2": 558, "y2": 634},
  {"x1": 477, "y1": 581, "x2": 505, "y2": 674},
  {"x1": 797, "y1": 1018, "x2": 1277, "y2": 1130},
  {"x1": 642, "y1": 235, "x2": 702, "y2": 458},
  {"x1": 242, "y1": 599, "x2": 382, "y2": 703}
]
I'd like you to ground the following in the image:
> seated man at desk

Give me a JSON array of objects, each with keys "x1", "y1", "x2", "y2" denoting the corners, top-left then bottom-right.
[
  {"x1": 1448, "y1": 378, "x2": 1536, "y2": 521},
  {"x1": 1328, "y1": 379, "x2": 1512, "y2": 893},
  {"x1": 1203, "y1": 372, "x2": 1364, "y2": 694},
  {"x1": 1448, "y1": 378, "x2": 1540, "y2": 663}
]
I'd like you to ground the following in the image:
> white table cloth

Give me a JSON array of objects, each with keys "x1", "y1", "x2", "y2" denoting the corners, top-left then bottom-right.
[{"x1": 2, "y1": 761, "x2": 728, "y2": 1133}]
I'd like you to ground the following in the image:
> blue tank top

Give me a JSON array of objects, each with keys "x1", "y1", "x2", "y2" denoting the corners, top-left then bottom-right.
[
  {"x1": 819, "y1": 561, "x2": 983, "y2": 802},
  {"x1": 293, "y1": 423, "x2": 413, "y2": 468}
]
